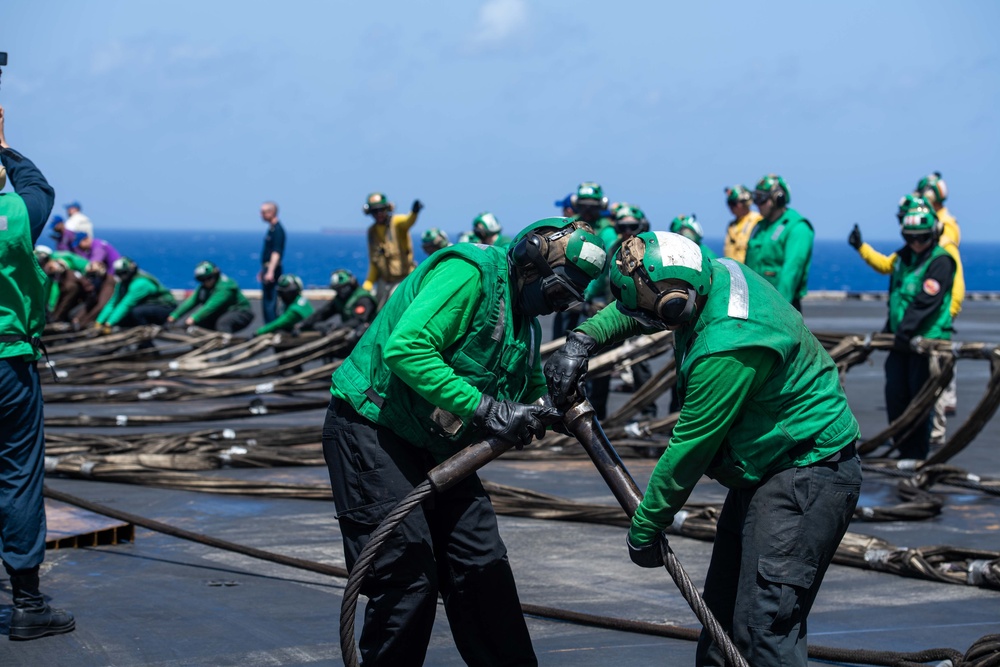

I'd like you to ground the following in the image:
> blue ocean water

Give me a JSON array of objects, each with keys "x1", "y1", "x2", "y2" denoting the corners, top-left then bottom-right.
[{"x1": 93, "y1": 228, "x2": 999, "y2": 293}]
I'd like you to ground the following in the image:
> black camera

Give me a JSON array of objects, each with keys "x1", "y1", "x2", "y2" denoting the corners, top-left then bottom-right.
[{"x1": 0, "y1": 53, "x2": 6, "y2": 67}]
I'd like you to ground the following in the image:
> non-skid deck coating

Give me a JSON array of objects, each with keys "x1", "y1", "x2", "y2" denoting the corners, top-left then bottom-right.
[{"x1": 3, "y1": 299, "x2": 999, "y2": 666}]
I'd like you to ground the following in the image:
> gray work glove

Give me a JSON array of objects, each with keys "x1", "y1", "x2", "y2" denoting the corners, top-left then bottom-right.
[
  {"x1": 544, "y1": 331, "x2": 598, "y2": 409},
  {"x1": 474, "y1": 394, "x2": 561, "y2": 449},
  {"x1": 627, "y1": 534, "x2": 665, "y2": 568}
]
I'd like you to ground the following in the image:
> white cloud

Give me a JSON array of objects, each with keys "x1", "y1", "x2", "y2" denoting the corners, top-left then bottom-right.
[{"x1": 471, "y1": 0, "x2": 529, "y2": 48}]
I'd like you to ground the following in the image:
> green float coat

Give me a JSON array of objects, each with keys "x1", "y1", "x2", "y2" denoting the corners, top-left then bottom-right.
[
  {"x1": 744, "y1": 207, "x2": 813, "y2": 303},
  {"x1": 332, "y1": 243, "x2": 545, "y2": 461},
  {"x1": 0, "y1": 193, "x2": 47, "y2": 360},
  {"x1": 888, "y1": 244, "x2": 954, "y2": 340}
]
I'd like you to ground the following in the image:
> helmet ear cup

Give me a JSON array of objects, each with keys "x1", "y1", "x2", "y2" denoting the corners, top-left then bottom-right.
[
  {"x1": 772, "y1": 184, "x2": 786, "y2": 207},
  {"x1": 600, "y1": 195, "x2": 609, "y2": 209},
  {"x1": 654, "y1": 287, "x2": 698, "y2": 326}
]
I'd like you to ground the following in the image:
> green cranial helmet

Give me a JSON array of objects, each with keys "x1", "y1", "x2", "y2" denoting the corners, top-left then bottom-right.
[
  {"x1": 113, "y1": 256, "x2": 138, "y2": 279},
  {"x1": 472, "y1": 212, "x2": 502, "y2": 240},
  {"x1": 900, "y1": 207, "x2": 940, "y2": 236},
  {"x1": 194, "y1": 261, "x2": 220, "y2": 281},
  {"x1": 329, "y1": 269, "x2": 358, "y2": 296},
  {"x1": 613, "y1": 204, "x2": 648, "y2": 235},
  {"x1": 509, "y1": 217, "x2": 606, "y2": 314},
  {"x1": 915, "y1": 172, "x2": 947, "y2": 205},
  {"x1": 571, "y1": 182, "x2": 609, "y2": 209},
  {"x1": 725, "y1": 185, "x2": 753, "y2": 205},
  {"x1": 610, "y1": 231, "x2": 712, "y2": 329},
  {"x1": 669, "y1": 214, "x2": 704, "y2": 244},
  {"x1": 753, "y1": 174, "x2": 791, "y2": 206},
  {"x1": 421, "y1": 227, "x2": 450, "y2": 252},
  {"x1": 457, "y1": 230, "x2": 479, "y2": 244},
  {"x1": 363, "y1": 192, "x2": 391, "y2": 215},
  {"x1": 277, "y1": 274, "x2": 304, "y2": 296},
  {"x1": 897, "y1": 194, "x2": 932, "y2": 221},
  {"x1": 510, "y1": 218, "x2": 605, "y2": 276}
]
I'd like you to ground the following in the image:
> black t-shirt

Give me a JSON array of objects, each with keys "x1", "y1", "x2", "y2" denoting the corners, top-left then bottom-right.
[{"x1": 262, "y1": 221, "x2": 286, "y2": 271}]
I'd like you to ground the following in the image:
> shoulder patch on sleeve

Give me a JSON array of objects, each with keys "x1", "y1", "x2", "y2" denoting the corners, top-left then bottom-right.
[{"x1": 922, "y1": 278, "x2": 941, "y2": 296}]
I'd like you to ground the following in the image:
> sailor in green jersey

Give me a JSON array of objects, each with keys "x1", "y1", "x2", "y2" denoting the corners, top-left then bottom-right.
[
  {"x1": 0, "y1": 106, "x2": 76, "y2": 639},
  {"x1": 419, "y1": 227, "x2": 451, "y2": 256},
  {"x1": 669, "y1": 214, "x2": 717, "y2": 259},
  {"x1": 883, "y1": 206, "x2": 956, "y2": 460},
  {"x1": 471, "y1": 211, "x2": 512, "y2": 247},
  {"x1": 746, "y1": 174, "x2": 814, "y2": 311},
  {"x1": 167, "y1": 261, "x2": 253, "y2": 333},
  {"x1": 254, "y1": 275, "x2": 314, "y2": 336},
  {"x1": 295, "y1": 269, "x2": 376, "y2": 336},
  {"x1": 50, "y1": 249, "x2": 88, "y2": 273},
  {"x1": 545, "y1": 231, "x2": 860, "y2": 667},
  {"x1": 553, "y1": 181, "x2": 610, "y2": 339},
  {"x1": 323, "y1": 217, "x2": 606, "y2": 666},
  {"x1": 95, "y1": 257, "x2": 176, "y2": 331},
  {"x1": 584, "y1": 204, "x2": 655, "y2": 422}
]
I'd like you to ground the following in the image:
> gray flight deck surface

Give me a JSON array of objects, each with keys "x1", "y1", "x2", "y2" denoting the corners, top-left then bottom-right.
[{"x1": 4, "y1": 299, "x2": 999, "y2": 666}]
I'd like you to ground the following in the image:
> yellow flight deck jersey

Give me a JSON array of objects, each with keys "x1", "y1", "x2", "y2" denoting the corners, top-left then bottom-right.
[
  {"x1": 857, "y1": 209, "x2": 964, "y2": 317},
  {"x1": 723, "y1": 211, "x2": 762, "y2": 263},
  {"x1": 362, "y1": 212, "x2": 418, "y2": 291}
]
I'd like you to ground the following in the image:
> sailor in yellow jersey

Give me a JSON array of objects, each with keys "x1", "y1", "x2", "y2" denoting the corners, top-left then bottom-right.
[
  {"x1": 722, "y1": 184, "x2": 762, "y2": 263},
  {"x1": 360, "y1": 192, "x2": 423, "y2": 305}
]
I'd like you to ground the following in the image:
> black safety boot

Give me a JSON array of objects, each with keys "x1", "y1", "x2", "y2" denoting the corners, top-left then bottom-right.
[{"x1": 8, "y1": 567, "x2": 75, "y2": 640}]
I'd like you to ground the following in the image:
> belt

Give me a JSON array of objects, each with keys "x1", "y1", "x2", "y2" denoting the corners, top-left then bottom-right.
[
  {"x1": 0, "y1": 334, "x2": 58, "y2": 382},
  {"x1": 819, "y1": 441, "x2": 857, "y2": 465}
]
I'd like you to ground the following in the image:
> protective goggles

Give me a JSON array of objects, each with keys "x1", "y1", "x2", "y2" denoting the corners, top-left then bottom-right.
[
  {"x1": 513, "y1": 230, "x2": 586, "y2": 311},
  {"x1": 615, "y1": 219, "x2": 642, "y2": 235},
  {"x1": 751, "y1": 190, "x2": 771, "y2": 206},
  {"x1": 903, "y1": 232, "x2": 935, "y2": 245}
]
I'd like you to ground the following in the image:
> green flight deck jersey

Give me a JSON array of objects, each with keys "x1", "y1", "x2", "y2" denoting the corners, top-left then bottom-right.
[
  {"x1": 577, "y1": 258, "x2": 859, "y2": 544},
  {"x1": 96, "y1": 272, "x2": 176, "y2": 327},
  {"x1": 0, "y1": 193, "x2": 47, "y2": 360},
  {"x1": 744, "y1": 207, "x2": 813, "y2": 304},
  {"x1": 255, "y1": 295, "x2": 315, "y2": 336},
  {"x1": 331, "y1": 243, "x2": 547, "y2": 462}
]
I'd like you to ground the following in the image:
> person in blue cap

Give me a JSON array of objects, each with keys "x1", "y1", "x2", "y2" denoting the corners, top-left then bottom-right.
[
  {"x1": 47, "y1": 215, "x2": 76, "y2": 251},
  {"x1": 0, "y1": 104, "x2": 76, "y2": 639},
  {"x1": 63, "y1": 200, "x2": 93, "y2": 239}
]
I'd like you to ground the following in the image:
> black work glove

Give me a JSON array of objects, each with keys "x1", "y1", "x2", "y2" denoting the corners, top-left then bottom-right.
[
  {"x1": 474, "y1": 394, "x2": 561, "y2": 449},
  {"x1": 848, "y1": 224, "x2": 863, "y2": 250},
  {"x1": 627, "y1": 534, "x2": 665, "y2": 569},
  {"x1": 544, "y1": 331, "x2": 597, "y2": 409},
  {"x1": 411, "y1": 199, "x2": 424, "y2": 215}
]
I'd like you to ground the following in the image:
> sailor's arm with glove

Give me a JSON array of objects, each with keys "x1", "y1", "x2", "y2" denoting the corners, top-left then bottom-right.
[{"x1": 383, "y1": 256, "x2": 556, "y2": 449}]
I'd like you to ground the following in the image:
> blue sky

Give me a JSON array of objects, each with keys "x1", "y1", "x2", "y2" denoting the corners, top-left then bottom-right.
[{"x1": 2, "y1": 1, "x2": 998, "y2": 241}]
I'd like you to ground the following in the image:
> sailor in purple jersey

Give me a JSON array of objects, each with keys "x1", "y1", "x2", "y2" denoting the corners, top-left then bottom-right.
[
  {"x1": 69, "y1": 234, "x2": 122, "y2": 274},
  {"x1": 47, "y1": 216, "x2": 77, "y2": 251}
]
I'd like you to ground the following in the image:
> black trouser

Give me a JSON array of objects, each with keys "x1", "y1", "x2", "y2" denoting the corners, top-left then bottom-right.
[
  {"x1": 695, "y1": 450, "x2": 861, "y2": 666},
  {"x1": 200, "y1": 309, "x2": 254, "y2": 334},
  {"x1": 322, "y1": 399, "x2": 537, "y2": 667},
  {"x1": 118, "y1": 303, "x2": 173, "y2": 327},
  {"x1": 588, "y1": 358, "x2": 656, "y2": 422},
  {"x1": 884, "y1": 349, "x2": 932, "y2": 459}
]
